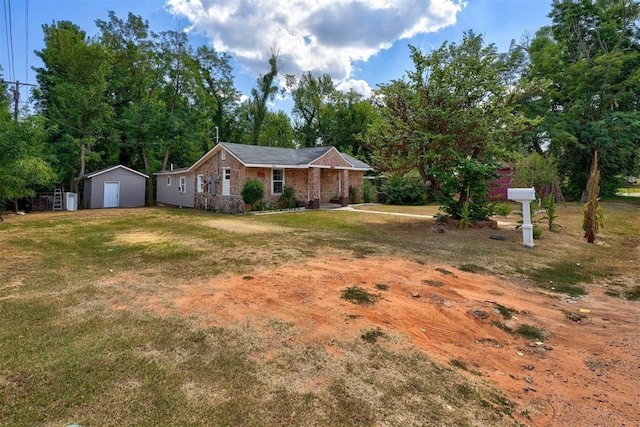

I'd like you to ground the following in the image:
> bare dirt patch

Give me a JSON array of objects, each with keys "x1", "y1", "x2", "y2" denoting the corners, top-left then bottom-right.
[
  {"x1": 114, "y1": 231, "x2": 169, "y2": 245},
  {"x1": 201, "y1": 218, "x2": 289, "y2": 234},
  {"x1": 111, "y1": 255, "x2": 640, "y2": 427}
]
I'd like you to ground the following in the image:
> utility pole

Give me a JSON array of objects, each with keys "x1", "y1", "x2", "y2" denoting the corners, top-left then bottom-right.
[{"x1": 2, "y1": 80, "x2": 38, "y2": 119}]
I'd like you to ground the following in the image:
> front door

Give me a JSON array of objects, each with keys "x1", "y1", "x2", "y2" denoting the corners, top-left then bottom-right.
[
  {"x1": 103, "y1": 181, "x2": 119, "y2": 208},
  {"x1": 222, "y1": 168, "x2": 231, "y2": 196}
]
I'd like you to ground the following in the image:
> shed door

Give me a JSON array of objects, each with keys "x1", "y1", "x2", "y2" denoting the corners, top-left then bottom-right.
[{"x1": 104, "y1": 182, "x2": 120, "y2": 208}]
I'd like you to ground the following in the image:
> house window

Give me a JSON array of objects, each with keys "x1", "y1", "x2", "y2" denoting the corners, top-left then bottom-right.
[
  {"x1": 272, "y1": 169, "x2": 284, "y2": 195},
  {"x1": 221, "y1": 150, "x2": 226, "y2": 161},
  {"x1": 197, "y1": 174, "x2": 204, "y2": 193},
  {"x1": 179, "y1": 176, "x2": 187, "y2": 193},
  {"x1": 167, "y1": 176, "x2": 171, "y2": 186}
]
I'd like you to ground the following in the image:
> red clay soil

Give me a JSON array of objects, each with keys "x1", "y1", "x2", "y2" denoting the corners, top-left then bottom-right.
[{"x1": 112, "y1": 256, "x2": 640, "y2": 427}]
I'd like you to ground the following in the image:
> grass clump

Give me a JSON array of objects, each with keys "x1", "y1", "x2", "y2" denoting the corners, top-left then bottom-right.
[
  {"x1": 492, "y1": 321, "x2": 546, "y2": 341},
  {"x1": 341, "y1": 286, "x2": 381, "y2": 306},
  {"x1": 459, "y1": 264, "x2": 487, "y2": 273},
  {"x1": 435, "y1": 267, "x2": 455, "y2": 276},
  {"x1": 450, "y1": 358, "x2": 468, "y2": 370},
  {"x1": 527, "y1": 262, "x2": 592, "y2": 296},
  {"x1": 514, "y1": 324, "x2": 546, "y2": 340},
  {"x1": 491, "y1": 320, "x2": 513, "y2": 334},
  {"x1": 375, "y1": 283, "x2": 389, "y2": 291},
  {"x1": 360, "y1": 327, "x2": 386, "y2": 344},
  {"x1": 494, "y1": 303, "x2": 518, "y2": 320},
  {"x1": 606, "y1": 285, "x2": 640, "y2": 301},
  {"x1": 422, "y1": 279, "x2": 444, "y2": 287},
  {"x1": 625, "y1": 285, "x2": 640, "y2": 301}
]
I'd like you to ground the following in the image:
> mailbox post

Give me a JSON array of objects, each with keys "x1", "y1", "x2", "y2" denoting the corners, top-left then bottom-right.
[{"x1": 507, "y1": 188, "x2": 536, "y2": 248}]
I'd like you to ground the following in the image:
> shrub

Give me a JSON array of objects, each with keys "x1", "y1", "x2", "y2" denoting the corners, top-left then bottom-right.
[
  {"x1": 362, "y1": 179, "x2": 375, "y2": 203},
  {"x1": 383, "y1": 176, "x2": 427, "y2": 205},
  {"x1": 437, "y1": 157, "x2": 498, "y2": 221},
  {"x1": 349, "y1": 186, "x2": 361, "y2": 204},
  {"x1": 533, "y1": 225, "x2": 543, "y2": 239},
  {"x1": 241, "y1": 180, "x2": 265, "y2": 208},
  {"x1": 493, "y1": 202, "x2": 512, "y2": 217},
  {"x1": 540, "y1": 194, "x2": 562, "y2": 231},
  {"x1": 278, "y1": 186, "x2": 296, "y2": 209}
]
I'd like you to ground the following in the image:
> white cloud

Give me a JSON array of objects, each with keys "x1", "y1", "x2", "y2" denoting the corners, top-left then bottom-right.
[
  {"x1": 166, "y1": 0, "x2": 464, "y2": 84},
  {"x1": 336, "y1": 79, "x2": 374, "y2": 98}
]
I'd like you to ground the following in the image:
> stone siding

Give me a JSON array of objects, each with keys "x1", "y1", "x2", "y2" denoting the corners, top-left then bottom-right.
[
  {"x1": 188, "y1": 145, "x2": 367, "y2": 212},
  {"x1": 310, "y1": 148, "x2": 352, "y2": 168}
]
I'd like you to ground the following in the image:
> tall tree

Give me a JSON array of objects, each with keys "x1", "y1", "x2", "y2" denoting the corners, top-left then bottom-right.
[
  {"x1": 366, "y1": 31, "x2": 534, "y2": 220},
  {"x1": 1, "y1": 80, "x2": 56, "y2": 211},
  {"x1": 248, "y1": 52, "x2": 280, "y2": 144},
  {"x1": 96, "y1": 12, "x2": 166, "y2": 206},
  {"x1": 33, "y1": 21, "x2": 112, "y2": 193},
  {"x1": 527, "y1": 0, "x2": 640, "y2": 198},
  {"x1": 285, "y1": 71, "x2": 334, "y2": 147},
  {"x1": 192, "y1": 45, "x2": 239, "y2": 149},
  {"x1": 321, "y1": 89, "x2": 376, "y2": 161},
  {"x1": 258, "y1": 110, "x2": 294, "y2": 147}
]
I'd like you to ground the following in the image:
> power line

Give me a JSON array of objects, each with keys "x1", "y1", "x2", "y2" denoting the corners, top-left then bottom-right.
[
  {"x1": 2, "y1": 0, "x2": 14, "y2": 81},
  {"x1": 24, "y1": 0, "x2": 28, "y2": 83},
  {"x1": 4, "y1": 0, "x2": 16, "y2": 81}
]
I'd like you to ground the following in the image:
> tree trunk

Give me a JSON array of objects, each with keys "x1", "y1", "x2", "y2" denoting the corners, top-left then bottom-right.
[
  {"x1": 583, "y1": 151, "x2": 600, "y2": 244},
  {"x1": 142, "y1": 145, "x2": 154, "y2": 207},
  {"x1": 74, "y1": 143, "x2": 86, "y2": 194},
  {"x1": 551, "y1": 177, "x2": 565, "y2": 204},
  {"x1": 162, "y1": 145, "x2": 171, "y2": 171}
]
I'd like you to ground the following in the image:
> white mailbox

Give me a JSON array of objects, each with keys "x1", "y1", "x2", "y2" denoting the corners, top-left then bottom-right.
[
  {"x1": 507, "y1": 188, "x2": 536, "y2": 202},
  {"x1": 507, "y1": 187, "x2": 536, "y2": 248}
]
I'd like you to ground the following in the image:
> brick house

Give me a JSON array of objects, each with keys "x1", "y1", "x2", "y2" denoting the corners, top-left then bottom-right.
[{"x1": 156, "y1": 142, "x2": 371, "y2": 212}]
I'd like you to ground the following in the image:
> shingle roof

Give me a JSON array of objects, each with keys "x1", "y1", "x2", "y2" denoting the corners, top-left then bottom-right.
[
  {"x1": 221, "y1": 142, "x2": 334, "y2": 166},
  {"x1": 341, "y1": 152, "x2": 371, "y2": 170},
  {"x1": 182, "y1": 142, "x2": 371, "y2": 172},
  {"x1": 219, "y1": 142, "x2": 371, "y2": 170},
  {"x1": 85, "y1": 164, "x2": 149, "y2": 179}
]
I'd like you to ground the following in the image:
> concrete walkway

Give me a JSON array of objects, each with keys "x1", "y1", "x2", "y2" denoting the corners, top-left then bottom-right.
[{"x1": 325, "y1": 204, "x2": 519, "y2": 228}]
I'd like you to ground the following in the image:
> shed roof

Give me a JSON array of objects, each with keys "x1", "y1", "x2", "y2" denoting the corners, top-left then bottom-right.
[{"x1": 85, "y1": 165, "x2": 149, "y2": 179}]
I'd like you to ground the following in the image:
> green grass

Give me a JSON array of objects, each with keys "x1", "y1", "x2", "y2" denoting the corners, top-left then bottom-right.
[
  {"x1": 527, "y1": 261, "x2": 592, "y2": 296},
  {"x1": 341, "y1": 286, "x2": 381, "y2": 305},
  {"x1": 1, "y1": 202, "x2": 639, "y2": 425},
  {"x1": 514, "y1": 324, "x2": 547, "y2": 340},
  {"x1": 494, "y1": 303, "x2": 519, "y2": 320}
]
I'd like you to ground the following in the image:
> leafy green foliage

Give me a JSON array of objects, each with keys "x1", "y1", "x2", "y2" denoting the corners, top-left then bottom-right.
[
  {"x1": 458, "y1": 200, "x2": 471, "y2": 229},
  {"x1": 0, "y1": 111, "x2": 56, "y2": 207},
  {"x1": 512, "y1": 153, "x2": 558, "y2": 200},
  {"x1": 241, "y1": 180, "x2": 265, "y2": 207},
  {"x1": 526, "y1": 1, "x2": 640, "y2": 198},
  {"x1": 278, "y1": 186, "x2": 296, "y2": 209},
  {"x1": 366, "y1": 31, "x2": 535, "y2": 220},
  {"x1": 383, "y1": 176, "x2": 427, "y2": 205},
  {"x1": 493, "y1": 202, "x2": 512, "y2": 217},
  {"x1": 438, "y1": 158, "x2": 498, "y2": 221},
  {"x1": 540, "y1": 194, "x2": 562, "y2": 231},
  {"x1": 285, "y1": 72, "x2": 334, "y2": 148},
  {"x1": 362, "y1": 179, "x2": 375, "y2": 203}
]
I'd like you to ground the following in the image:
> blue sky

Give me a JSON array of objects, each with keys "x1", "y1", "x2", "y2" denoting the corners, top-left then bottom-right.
[{"x1": 2, "y1": 0, "x2": 553, "y2": 113}]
